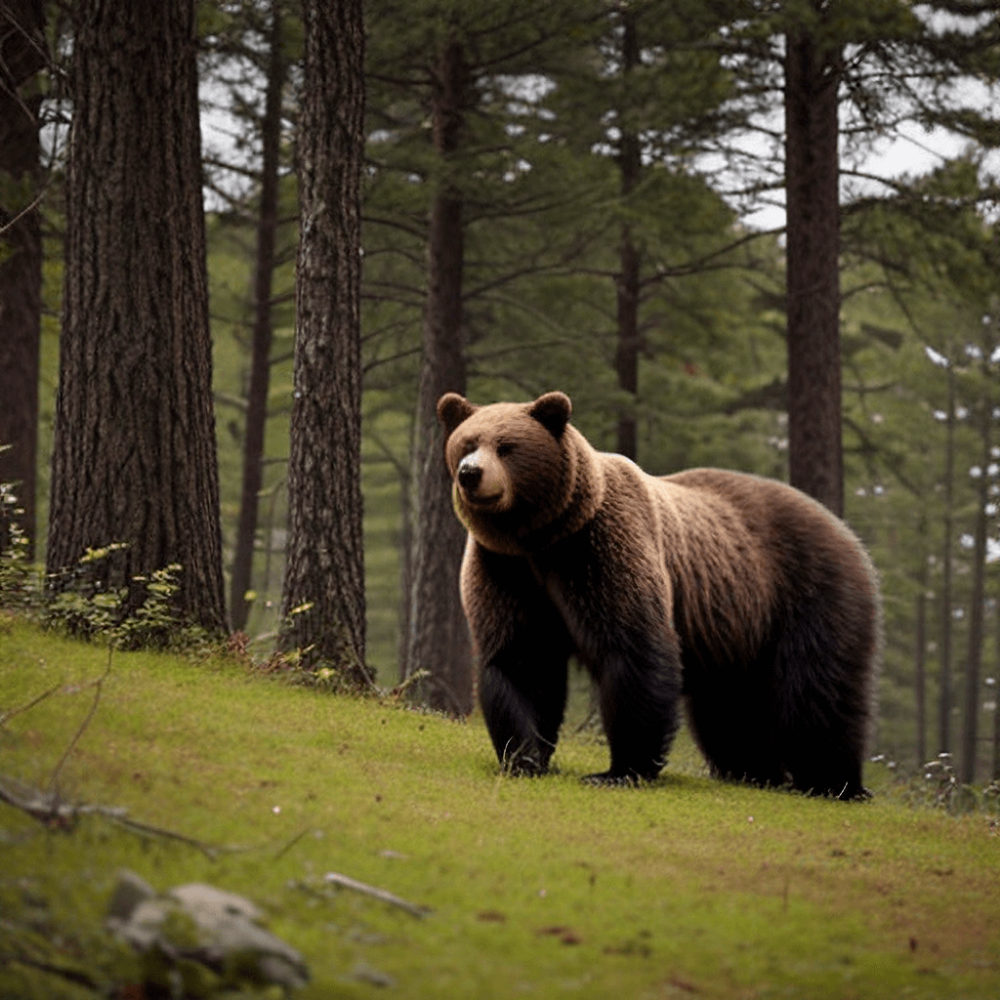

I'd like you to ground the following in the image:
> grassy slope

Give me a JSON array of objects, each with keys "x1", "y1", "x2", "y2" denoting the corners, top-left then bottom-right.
[{"x1": 1, "y1": 622, "x2": 998, "y2": 999}]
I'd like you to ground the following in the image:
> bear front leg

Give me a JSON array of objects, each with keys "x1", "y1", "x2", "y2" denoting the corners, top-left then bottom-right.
[
  {"x1": 479, "y1": 639, "x2": 570, "y2": 776},
  {"x1": 462, "y1": 542, "x2": 573, "y2": 776},
  {"x1": 584, "y1": 630, "x2": 683, "y2": 785},
  {"x1": 539, "y1": 529, "x2": 683, "y2": 785}
]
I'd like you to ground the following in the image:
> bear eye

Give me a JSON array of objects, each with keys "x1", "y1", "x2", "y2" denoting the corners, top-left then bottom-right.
[
  {"x1": 496, "y1": 442, "x2": 515, "y2": 458},
  {"x1": 461, "y1": 439, "x2": 478, "y2": 457}
]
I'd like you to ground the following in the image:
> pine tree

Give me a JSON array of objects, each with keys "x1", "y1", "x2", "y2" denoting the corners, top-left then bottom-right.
[
  {"x1": 367, "y1": 0, "x2": 605, "y2": 711},
  {"x1": 225, "y1": 1, "x2": 291, "y2": 633},
  {"x1": 279, "y1": 0, "x2": 368, "y2": 680},
  {"x1": 784, "y1": 2, "x2": 843, "y2": 514},
  {"x1": 47, "y1": 0, "x2": 227, "y2": 637},
  {"x1": 723, "y1": 0, "x2": 1000, "y2": 514},
  {"x1": 0, "y1": 0, "x2": 46, "y2": 557}
]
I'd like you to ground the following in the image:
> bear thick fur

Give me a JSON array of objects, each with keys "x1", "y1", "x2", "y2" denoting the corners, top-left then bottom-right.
[{"x1": 437, "y1": 390, "x2": 881, "y2": 798}]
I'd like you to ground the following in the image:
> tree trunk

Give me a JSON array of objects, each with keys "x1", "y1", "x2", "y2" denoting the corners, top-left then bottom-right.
[
  {"x1": 784, "y1": 11, "x2": 843, "y2": 516},
  {"x1": 961, "y1": 401, "x2": 991, "y2": 784},
  {"x1": 403, "y1": 39, "x2": 474, "y2": 715},
  {"x1": 995, "y1": 611, "x2": 1000, "y2": 781},
  {"x1": 230, "y1": 1, "x2": 285, "y2": 632},
  {"x1": 0, "y1": 0, "x2": 46, "y2": 559},
  {"x1": 279, "y1": 0, "x2": 367, "y2": 681},
  {"x1": 939, "y1": 359, "x2": 955, "y2": 755},
  {"x1": 913, "y1": 587, "x2": 927, "y2": 767},
  {"x1": 915, "y1": 554, "x2": 927, "y2": 768},
  {"x1": 47, "y1": 0, "x2": 226, "y2": 635},
  {"x1": 615, "y1": 9, "x2": 641, "y2": 462},
  {"x1": 396, "y1": 441, "x2": 414, "y2": 681}
]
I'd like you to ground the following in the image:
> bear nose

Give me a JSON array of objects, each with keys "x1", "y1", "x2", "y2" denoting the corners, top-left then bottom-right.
[{"x1": 458, "y1": 457, "x2": 482, "y2": 493}]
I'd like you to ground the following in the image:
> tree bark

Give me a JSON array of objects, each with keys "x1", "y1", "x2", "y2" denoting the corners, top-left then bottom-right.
[
  {"x1": 960, "y1": 401, "x2": 991, "y2": 784},
  {"x1": 279, "y1": 0, "x2": 368, "y2": 681},
  {"x1": 230, "y1": 1, "x2": 285, "y2": 632},
  {"x1": 403, "y1": 39, "x2": 474, "y2": 715},
  {"x1": 915, "y1": 555, "x2": 927, "y2": 768},
  {"x1": 784, "y1": 10, "x2": 843, "y2": 516},
  {"x1": 615, "y1": 9, "x2": 641, "y2": 462},
  {"x1": 47, "y1": 0, "x2": 226, "y2": 635},
  {"x1": 995, "y1": 611, "x2": 1000, "y2": 781},
  {"x1": 0, "y1": 0, "x2": 46, "y2": 558},
  {"x1": 939, "y1": 359, "x2": 955, "y2": 755}
]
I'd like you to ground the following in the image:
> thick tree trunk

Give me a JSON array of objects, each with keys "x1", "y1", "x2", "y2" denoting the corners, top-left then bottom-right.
[
  {"x1": 403, "y1": 40, "x2": 473, "y2": 715},
  {"x1": 0, "y1": 0, "x2": 46, "y2": 558},
  {"x1": 784, "y1": 14, "x2": 843, "y2": 516},
  {"x1": 279, "y1": 0, "x2": 367, "y2": 681},
  {"x1": 47, "y1": 0, "x2": 226, "y2": 635},
  {"x1": 615, "y1": 11, "x2": 641, "y2": 463},
  {"x1": 230, "y1": 1, "x2": 285, "y2": 632}
]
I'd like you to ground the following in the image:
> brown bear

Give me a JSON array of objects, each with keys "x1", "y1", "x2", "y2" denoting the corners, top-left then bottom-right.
[{"x1": 437, "y1": 390, "x2": 881, "y2": 798}]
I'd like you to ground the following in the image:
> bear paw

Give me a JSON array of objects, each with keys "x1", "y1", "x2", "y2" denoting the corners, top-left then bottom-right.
[
  {"x1": 500, "y1": 755, "x2": 552, "y2": 778},
  {"x1": 581, "y1": 770, "x2": 654, "y2": 788}
]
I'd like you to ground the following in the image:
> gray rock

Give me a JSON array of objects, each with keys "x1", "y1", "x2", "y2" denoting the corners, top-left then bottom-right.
[{"x1": 106, "y1": 869, "x2": 309, "y2": 991}]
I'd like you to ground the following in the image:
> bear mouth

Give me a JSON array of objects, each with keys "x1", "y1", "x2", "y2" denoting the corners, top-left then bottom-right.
[{"x1": 463, "y1": 490, "x2": 504, "y2": 508}]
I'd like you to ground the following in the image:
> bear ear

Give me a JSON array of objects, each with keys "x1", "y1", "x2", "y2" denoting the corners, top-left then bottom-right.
[
  {"x1": 437, "y1": 393, "x2": 477, "y2": 437},
  {"x1": 529, "y1": 391, "x2": 572, "y2": 439}
]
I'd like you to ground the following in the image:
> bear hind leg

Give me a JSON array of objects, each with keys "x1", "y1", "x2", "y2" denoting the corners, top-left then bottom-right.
[
  {"x1": 771, "y1": 604, "x2": 876, "y2": 800},
  {"x1": 780, "y1": 726, "x2": 870, "y2": 800},
  {"x1": 684, "y1": 689, "x2": 789, "y2": 790}
]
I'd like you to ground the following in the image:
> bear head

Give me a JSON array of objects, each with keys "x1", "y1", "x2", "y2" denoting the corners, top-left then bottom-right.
[{"x1": 437, "y1": 391, "x2": 602, "y2": 555}]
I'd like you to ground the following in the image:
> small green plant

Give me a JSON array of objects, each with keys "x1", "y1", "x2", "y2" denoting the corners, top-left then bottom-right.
[
  {"x1": 273, "y1": 601, "x2": 376, "y2": 693},
  {"x1": 871, "y1": 751, "x2": 1000, "y2": 815},
  {"x1": 253, "y1": 644, "x2": 372, "y2": 695},
  {"x1": 0, "y1": 481, "x2": 40, "y2": 614},
  {"x1": 45, "y1": 547, "x2": 215, "y2": 654}
]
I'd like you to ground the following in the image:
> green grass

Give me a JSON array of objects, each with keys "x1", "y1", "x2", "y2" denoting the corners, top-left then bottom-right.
[{"x1": 1, "y1": 621, "x2": 998, "y2": 999}]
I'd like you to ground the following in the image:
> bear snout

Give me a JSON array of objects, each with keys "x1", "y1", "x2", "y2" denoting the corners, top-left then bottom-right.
[
  {"x1": 457, "y1": 452, "x2": 506, "y2": 507},
  {"x1": 458, "y1": 457, "x2": 483, "y2": 492}
]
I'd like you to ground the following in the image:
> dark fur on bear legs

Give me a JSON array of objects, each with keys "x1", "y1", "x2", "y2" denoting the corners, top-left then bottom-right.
[
  {"x1": 466, "y1": 524, "x2": 683, "y2": 785},
  {"x1": 529, "y1": 518, "x2": 684, "y2": 786},
  {"x1": 464, "y1": 543, "x2": 575, "y2": 776}
]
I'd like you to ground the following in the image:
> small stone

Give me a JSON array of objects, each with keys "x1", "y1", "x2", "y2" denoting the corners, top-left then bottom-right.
[{"x1": 106, "y1": 870, "x2": 310, "y2": 990}]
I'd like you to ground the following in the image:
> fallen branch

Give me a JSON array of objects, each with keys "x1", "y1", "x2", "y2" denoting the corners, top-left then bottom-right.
[
  {"x1": 0, "y1": 681, "x2": 63, "y2": 730},
  {"x1": 102, "y1": 813, "x2": 243, "y2": 860},
  {"x1": 48, "y1": 651, "x2": 112, "y2": 796},
  {"x1": 323, "y1": 871, "x2": 430, "y2": 918},
  {"x1": 294, "y1": 873, "x2": 429, "y2": 919},
  {"x1": 0, "y1": 773, "x2": 123, "y2": 830},
  {"x1": 0, "y1": 773, "x2": 249, "y2": 857},
  {"x1": 274, "y1": 826, "x2": 311, "y2": 861}
]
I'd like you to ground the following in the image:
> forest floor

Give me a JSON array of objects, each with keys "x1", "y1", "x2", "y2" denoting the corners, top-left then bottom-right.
[{"x1": 1, "y1": 618, "x2": 998, "y2": 999}]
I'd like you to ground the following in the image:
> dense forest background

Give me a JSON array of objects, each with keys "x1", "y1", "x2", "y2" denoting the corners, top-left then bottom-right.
[{"x1": 2, "y1": 0, "x2": 1000, "y2": 782}]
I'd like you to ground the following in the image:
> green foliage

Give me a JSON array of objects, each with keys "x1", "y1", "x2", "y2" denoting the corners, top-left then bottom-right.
[
  {"x1": 46, "y1": 555, "x2": 216, "y2": 654},
  {"x1": 0, "y1": 479, "x2": 34, "y2": 615},
  {"x1": 0, "y1": 518, "x2": 218, "y2": 654}
]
